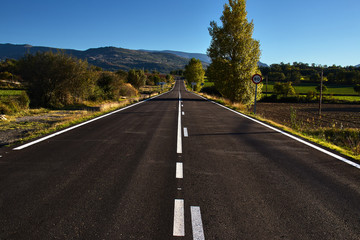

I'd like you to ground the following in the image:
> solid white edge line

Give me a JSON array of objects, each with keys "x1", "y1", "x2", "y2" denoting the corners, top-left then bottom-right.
[
  {"x1": 173, "y1": 199, "x2": 185, "y2": 236},
  {"x1": 191, "y1": 206, "x2": 205, "y2": 240},
  {"x1": 176, "y1": 162, "x2": 183, "y2": 179},
  {"x1": 13, "y1": 88, "x2": 172, "y2": 151},
  {"x1": 184, "y1": 127, "x2": 189, "y2": 137},
  {"x1": 191, "y1": 92, "x2": 360, "y2": 170}
]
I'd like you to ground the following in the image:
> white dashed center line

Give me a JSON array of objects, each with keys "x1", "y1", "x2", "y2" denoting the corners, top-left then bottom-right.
[
  {"x1": 191, "y1": 206, "x2": 205, "y2": 240},
  {"x1": 177, "y1": 91, "x2": 182, "y2": 154},
  {"x1": 173, "y1": 199, "x2": 185, "y2": 236},
  {"x1": 184, "y1": 127, "x2": 189, "y2": 137},
  {"x1": 176, "y1": 162, "x2": 183, "y2": 179}
]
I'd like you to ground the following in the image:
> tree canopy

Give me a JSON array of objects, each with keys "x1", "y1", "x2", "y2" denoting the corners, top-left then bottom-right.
[
  {"x1": 207, "y1": 0, "x2": 261, "y2": 103},
  {"x1": 184, "y1": 58, "x2": 205, "y2": 91}
]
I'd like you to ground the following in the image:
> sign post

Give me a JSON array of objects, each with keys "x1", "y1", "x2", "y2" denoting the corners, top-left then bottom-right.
[
  {"x1": 191, "y1": 82, "x2": 197, "y2": 91},
  {"x1": 252, "y1": 74, "x2": 263, "y2": 114}
]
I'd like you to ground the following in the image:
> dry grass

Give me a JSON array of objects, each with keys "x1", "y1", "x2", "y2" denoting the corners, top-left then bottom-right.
[{"x1": 0, "y1": 92, "x2": 160, "y2": 147}]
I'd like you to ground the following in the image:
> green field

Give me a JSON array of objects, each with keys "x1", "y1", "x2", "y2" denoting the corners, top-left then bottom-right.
[
  {"x1": 0, "y1": 90, "x2": 24, "y2": 96},
  {"x1": 203, "y1": 81, "x2": 357, "y2": 95},
  {"x1": 201, "y1": 80, "x2": 360, "y2": 102},
  {"x1": 262, "y1": 82, "x2": 357, "y2": 95}
]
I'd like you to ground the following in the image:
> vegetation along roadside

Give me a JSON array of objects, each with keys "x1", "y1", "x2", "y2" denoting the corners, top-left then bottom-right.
[{"x1": 0, "y1": 51, "x2": 175, "y2": 147}]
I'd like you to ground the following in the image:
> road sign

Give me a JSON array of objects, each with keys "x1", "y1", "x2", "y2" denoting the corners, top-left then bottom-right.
[
  {"x1": 251, "y1": 74, "x2": 262, "y2": 115},
  {"x1": 252, "y1": 74, "x2": 263, "y2": 84}
]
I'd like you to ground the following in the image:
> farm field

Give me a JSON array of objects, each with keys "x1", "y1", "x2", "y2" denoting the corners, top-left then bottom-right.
[{"x1": 255, "y1": 102, "x2": 360, "y2": 129}]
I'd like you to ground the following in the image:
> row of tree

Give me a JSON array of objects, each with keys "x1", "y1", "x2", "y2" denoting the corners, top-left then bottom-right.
[
  {"x1": 260, "y1": 62, "x2": 360, "y2": 85},
  {"x1": 0, "y1": 52, "x2": 174, "y2": 108}
]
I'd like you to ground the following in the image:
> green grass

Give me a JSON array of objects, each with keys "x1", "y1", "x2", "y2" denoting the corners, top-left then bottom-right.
[
  {"x1": 263, "y1": 82, "x2": 358, "y2": 95},
  {"x1": 0, "y1": 90, "x2": 25, "y2": 96},
  {"x1": 331, "y1": 95, "x2": 360, "y2": 101},
  {"x1": 203, "y1": 79, "x2": 215, "y2": 88}
]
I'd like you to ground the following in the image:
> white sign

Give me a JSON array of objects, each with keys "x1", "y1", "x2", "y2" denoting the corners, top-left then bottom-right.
[{"x1": 252, "y1": 74, "x2": 263, "y2": 84}]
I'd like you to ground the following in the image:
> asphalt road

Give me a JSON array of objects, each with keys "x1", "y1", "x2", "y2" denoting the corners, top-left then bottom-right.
[{"x1": 1, "y1": 80, "x2": 360, "y2": 239}]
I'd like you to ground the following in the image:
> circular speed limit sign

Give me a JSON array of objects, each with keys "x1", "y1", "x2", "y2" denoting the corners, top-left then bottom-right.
[{"x1": 252, "y1": 74, "x2": 263, "y2": 84}]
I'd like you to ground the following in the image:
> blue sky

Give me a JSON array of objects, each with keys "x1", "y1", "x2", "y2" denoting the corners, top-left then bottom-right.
[{"x1": 1, "y1": 0, "x2": 359, "y2": 66}]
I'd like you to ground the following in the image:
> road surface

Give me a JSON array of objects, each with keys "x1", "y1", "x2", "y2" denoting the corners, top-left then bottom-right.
[{"x1": 1, "y1": 80, "x2": 360, "y2": 239}]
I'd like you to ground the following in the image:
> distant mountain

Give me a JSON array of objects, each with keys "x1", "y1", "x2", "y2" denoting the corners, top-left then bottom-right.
[
  {"x1": 140, "y1": 49, "x2": 211, "y2": 64},
  {"x1": 141, "y1": 49, "x2": 268, "y2": 67},
  {"x1": 355, "y1": 64, "x2": 360, "y2": 68},
  {"x1": 0, "y1": 43, "x2": 268, "y2": 72},
  {"x1": 0, "y1": 43, "x2": 192, "y2": 73}
]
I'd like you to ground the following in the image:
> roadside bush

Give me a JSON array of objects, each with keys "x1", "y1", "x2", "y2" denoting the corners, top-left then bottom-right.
[
  {"x1": 18, "y1": 51, "x2": 96, "y2": 108},
  {"x1": 96, "y1": 71, "x2": 124, "y2": 100},
  {"x1": 119, "y1": 83, "x2": 138, "y2": 97},
  {"x1": 127, "y1": 69, "x2": 146, "y2": 89},
  {"x1": 17, "y1": 91, "x2": 30, "y2": 109},
  {"x1": 0, "y1": 96, "x2": 23, "y2": 114},
  {"x1": 0, "y1": 101, "x2": 12, "y2": 114},
  {"x1": 200, "y1": 86, "x2": 221, "y2": 97}
]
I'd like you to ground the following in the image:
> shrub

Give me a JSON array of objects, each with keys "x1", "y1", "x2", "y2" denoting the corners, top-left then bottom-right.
[
  {"x1": 306, "y1": 90, "x2": 316, "y2": 101},
  {"x1": 0, "y1": 96, "x2": 22, "y2": 114},
  {"x1": 17, "y1": 91, "x2": 30, "y2": 109},
  {"x1": 315, "y1": 84, "x2": 328, "y2": 93},
  {"x1": 273, "y1": 82, "x2": 296, "y2": 97},
  {"x1": 127, "y1": 69, "x2": 146, "y2": 89},
  {"x1": 0, "y1": 101, "x2": 11, "y2": 114},
  {"x1": 354, "y1": 84, "x2": 360, "y2": 96},
  {"x1": 119, "y1": 83, "x2": 138, "y2": 97},
  {"x1": 200, "y1": 86, "x2": 221, "y2": 97},
  {"x1": 96, "y1": 71, "x2": 124, "y2": 100},
  {"x1": 18, "y1": 51, "x2": 96, "y2": 108}
]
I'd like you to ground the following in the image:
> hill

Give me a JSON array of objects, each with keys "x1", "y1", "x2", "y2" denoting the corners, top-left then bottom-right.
[
  {"x1": 356, "y1": 64, "x2": 360, "y2": 68},
  {"x1": 0, "y1": 43, "x2": 268, "y2": 72},
  {"x1": 140, "y1": 49, "x2": 211, "y2": 63},
  {"x1": 141, "y1": 49, "x2": 268, "y2": 67},
  {"x1": 0, "y1": 44, "x2": 191, "y2": 73}
]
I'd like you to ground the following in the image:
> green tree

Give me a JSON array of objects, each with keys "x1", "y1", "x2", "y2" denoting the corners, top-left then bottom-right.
[
  {"x1": 269, "y1": 72, "x2": 286, "y2": 82},
  {"x1": 353, "y1": 84, "x2": 360, "y2": 96},
  {"x1": 287, "y1": 70, "x2": 301, "y2": 83},
  {"x1": 315, "y1": 84, "x2": 328, "y2": 93},
  {"x1": 207, "y1": 0, "x2": 261, "y2": 103},
  {"x1": 273, "y1": 82, "x2": 296, "y2": 97},
  {"x1": 184, "y1": 58, "x2": 205, "y2": 91},
  {"x1": 166, "y1": 74, "x2": 174, "y2": 83},
  {"x1": 18, "y1": 51, "x2": 95, "y2": 108},
  {"x1": 96, "y1": 71, "x2": 124, "y2": 100},
  {"x1": 310, "y1": 73, "x2": 321, "y2": 82},
  {"x1": 127, "y1": 69, "x2": 146, "y2": 89}
]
